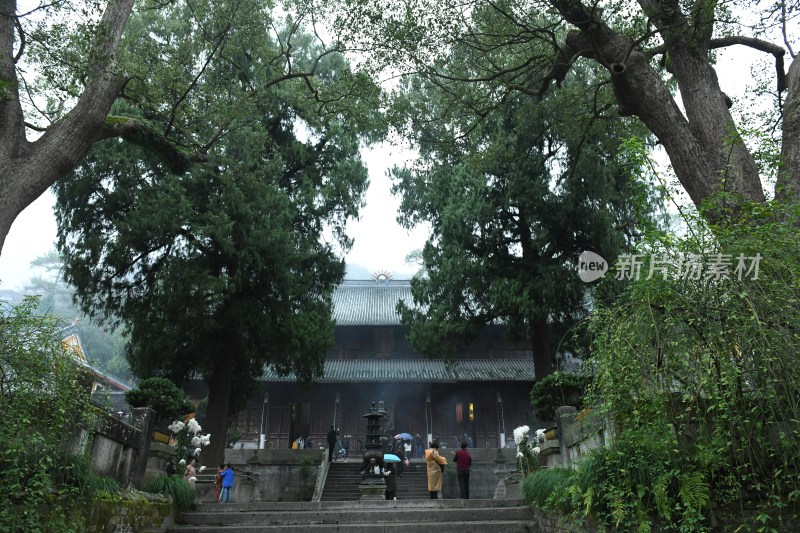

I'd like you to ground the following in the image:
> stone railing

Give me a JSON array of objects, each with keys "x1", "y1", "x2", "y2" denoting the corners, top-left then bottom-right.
[
  {"x1": 73, "y1": 406, "x2": 156, "y2": 489},
  {"x1": 531, "y1": 406, "x2": 612, "y2": 469}
]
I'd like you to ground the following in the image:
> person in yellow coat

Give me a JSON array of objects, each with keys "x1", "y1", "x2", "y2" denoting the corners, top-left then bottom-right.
[{"x1": 425, "y1": 441, "x2": 447, "y2": 499}]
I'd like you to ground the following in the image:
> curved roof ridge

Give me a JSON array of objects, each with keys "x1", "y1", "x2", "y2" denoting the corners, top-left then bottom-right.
[{"x1": 333, "y1": 280, "x2": 415, "y2": 325}]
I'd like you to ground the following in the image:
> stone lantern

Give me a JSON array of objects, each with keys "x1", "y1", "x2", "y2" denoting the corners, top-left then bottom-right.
[{"x1": 359, "y1": 401, "x2": 387, "y2": 500}]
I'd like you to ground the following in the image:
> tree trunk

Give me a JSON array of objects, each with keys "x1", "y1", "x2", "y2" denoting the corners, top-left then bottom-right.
[
  {"x1": 532, "y1": 315, "x2": 554, "y2": 380},
  {"x1": 549, "y1": 0, "x2": 774, "y2": 214},
  {"x1": 777, "y1": 57, "x2": 800, "y2": 204},
  {"x1": 202, "y1": 351, "x2": 235, "y2": 468},
  {"x1": 0, "y1": 0, "x2": 135, "y2": 256}
]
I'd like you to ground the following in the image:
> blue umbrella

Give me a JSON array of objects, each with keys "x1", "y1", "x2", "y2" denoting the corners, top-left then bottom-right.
[
  {"x1": 384, "y1": 453, "x2": 401, "y2": 463},
  {"x1": 394, "y1": 432, "x2": 413, "y2": 441}
]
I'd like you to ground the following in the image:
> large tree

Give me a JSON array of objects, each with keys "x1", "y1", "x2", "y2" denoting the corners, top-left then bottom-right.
[
  {"x1": 0, "y1": 0, "x2": 372, "y2": 255},
  {"x1": 323, "y1": 0, "x2": 799, "y2": 215},
  {"x1": 53, "y1": 3, "x2": 381, "y2": 465},
  {"x1": 392, "y1": 32, "x2": 660, "y2": 378}
]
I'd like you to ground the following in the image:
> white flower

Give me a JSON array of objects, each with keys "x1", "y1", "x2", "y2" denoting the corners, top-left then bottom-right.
[
  {"x1": 516, "y1": 452, "x2": 524, "y2": 458},
  {"x1": 199, "y1": 466, "x2": 206, "y2": 472},
  {"x1": 513, "y1": 425, "x2": 530, "y2": 445},
  {"x1": 200, "y1": 434, "x2": 211, "y2": 446},
  {"x1": 179, "y1": 459, "x2": 186, "y2": 466},
  {"x1": 168, "y1": 421, "x2": 185, "y2": 433},
  {"x1": 532, "y1": 446, "x2": 541, "y2": 454},
  {"x1": 187, "y1": 417, "x2": 201, "y2": 434},
  {"x1": 194, "y1": 447, "x2": 201, "y2": 456},
  {"x1": 189, "y1": 476, "x2": 197, "y2": 482},
  {"x1": 191, "y1": 436, "x2": 201, "y2": 447}
]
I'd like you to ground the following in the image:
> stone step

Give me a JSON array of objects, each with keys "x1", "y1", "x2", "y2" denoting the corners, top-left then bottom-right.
[
  {"x1": 167, "y1": 520, "x2": 533, "y2": 532},
  {"x1": 321, "y1": 461, "x2": 436, "y2": 501},
  {"x1": 179, "y1": 506, "x2": 531, "y2": 526},
  {"x1": 169, "y1": 500, "x2": 533, "y2": 533},
  {"x1": 192, "y1": 499, "x2": 526, "y2": 511}
]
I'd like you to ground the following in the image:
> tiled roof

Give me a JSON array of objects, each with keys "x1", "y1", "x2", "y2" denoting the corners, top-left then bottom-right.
[
  {"x1": 332, "y1": 280, "x2": 415, "y2": 326},
  {"x1": 262, "y1": 358, "x2": 536, "y2": 383}
]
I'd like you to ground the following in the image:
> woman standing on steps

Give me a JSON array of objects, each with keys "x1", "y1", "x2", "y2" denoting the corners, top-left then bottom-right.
[
  {"x1": 425, "y1": 441, "x2": 447, "y2": 499},
  {"x1": 383, "y1": 462, "x2": 398, "y2": 500}
]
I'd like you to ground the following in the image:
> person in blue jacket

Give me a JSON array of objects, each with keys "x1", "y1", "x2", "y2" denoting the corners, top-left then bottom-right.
[{"x1": 219, "y1": 464, "x2": 235, "y2": 503}]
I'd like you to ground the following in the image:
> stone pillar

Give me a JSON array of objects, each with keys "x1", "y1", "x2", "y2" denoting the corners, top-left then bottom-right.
[
  {"x1": 555, "y1": 406, "x2": 576, "y2": 467},
  {"x1": 130, "y1": 407, "x2": 157, "y2": 489}
]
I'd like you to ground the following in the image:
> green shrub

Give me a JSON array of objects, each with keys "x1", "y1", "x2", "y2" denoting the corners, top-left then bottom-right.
[
  {"x1": 125, "y1": 377, "x2": 194, "y2": 421},
  {"x1": 143, "y1": 475, "x2": 195, "y2": 513},
  {"x1": 530, "y1": 372, "x2": 590, "y2": 422},
  {"x1": 0, "y1": 297, "x2": 97, "y2": 532},
  {"x1": 48, "y1": 451, "x2": 121, "y2": 497}
]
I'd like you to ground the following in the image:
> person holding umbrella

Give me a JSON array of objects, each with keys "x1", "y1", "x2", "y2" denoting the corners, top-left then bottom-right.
[{"x1": 382, "y1": 462, "x2": 398, "y2": 500}]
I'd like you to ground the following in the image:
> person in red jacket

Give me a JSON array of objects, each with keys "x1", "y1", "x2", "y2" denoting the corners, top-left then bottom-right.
[{"x1": 451, "y1": 441, "x2": 473, "y2": 499}]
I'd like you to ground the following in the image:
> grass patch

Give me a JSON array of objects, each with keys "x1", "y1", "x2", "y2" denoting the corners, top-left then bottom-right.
[{"x1": 143, "y1": 475, "x2": 195, "y2": 513}]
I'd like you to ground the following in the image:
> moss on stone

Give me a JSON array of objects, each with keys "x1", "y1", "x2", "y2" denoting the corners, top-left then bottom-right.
[{"x1": 85, "y1": 490, "x2": 173, "y2": 533}]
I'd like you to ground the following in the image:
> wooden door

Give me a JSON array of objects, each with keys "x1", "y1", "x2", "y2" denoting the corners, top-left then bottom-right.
[
  {"x1": 267, "y1": 404, "x2": 294, "y2": 449},
  {"x1": 474, "y1": 403, "x2": 497, "y2": 449}
]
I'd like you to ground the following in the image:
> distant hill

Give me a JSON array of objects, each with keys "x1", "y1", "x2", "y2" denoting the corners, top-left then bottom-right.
[
  {"x1": 345, "y1": 263, "x2": 374, "y2": 280},
  {"x1": 345, "y1": 263, "x2": 418, "y2": 281},
  {"x1": 0, "y1": 290, "x2": 24, "y2": 305}
]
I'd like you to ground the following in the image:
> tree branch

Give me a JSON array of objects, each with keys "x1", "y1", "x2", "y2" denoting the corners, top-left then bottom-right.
[
  {"x1": 12, "y1": 16, "x2": 24, "y2": 63},
  {"x1": 646, "y1": 36, "x2": 787, "y2": 91},
  {"x1": 98, "y1": 116, "x2": 207, "y2": 173}
]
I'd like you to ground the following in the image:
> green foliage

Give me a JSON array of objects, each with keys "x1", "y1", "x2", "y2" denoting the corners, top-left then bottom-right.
[
  {"x1": 530, "y1": 372, "x2": 591, "y2": 422},
  {"x1": 566, "y1": 200, "x2": 800, "y2": 531},
  {"x1": 125, "y1": 377, "x2": 193, "y2": 421},
  {"x1": 523, "y1": 467, "x2": 576, "y2": 509},
  {"x1": 143, "y1": 476, "x2": 195, "y2": 513},
  {"x1": 53, "y1": 1, "x2": 383, "y2": 465},
  {"x1": 47, "y1": 451, "x2": 121, "y2": 499},
  {"x1": 391, "y1": 17, "x2": 663, "y2": 377},
  {"x1": 567, "y1": 430, "x2": 709, "y2": 531},
  {"x1": 0, "y1": 297, "x2": 97, "y2": 532}
]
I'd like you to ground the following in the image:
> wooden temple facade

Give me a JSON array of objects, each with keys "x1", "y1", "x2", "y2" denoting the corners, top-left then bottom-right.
[{"x1": 230, "y1": 279, "x2": 536, "y2": 452}]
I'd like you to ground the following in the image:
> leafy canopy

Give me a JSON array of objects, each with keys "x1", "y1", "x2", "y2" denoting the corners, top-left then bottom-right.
[
  {"x1": 391, "y1": 10, "x2": 662, "y2": 377},
  {"x1": 53, "y1": 4, "x2": 382, "y2": 464}
]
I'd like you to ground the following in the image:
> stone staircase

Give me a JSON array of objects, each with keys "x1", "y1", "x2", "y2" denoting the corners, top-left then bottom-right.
[
  {"x1": 168, "y1": 499, "x2": 535, "y2": 532},
  {"x1": 320, "y1": 461, "x2": 362, "y2": 501},
  {"x1": 320, "y1": 459, "x2": 431, "y2": 501}
]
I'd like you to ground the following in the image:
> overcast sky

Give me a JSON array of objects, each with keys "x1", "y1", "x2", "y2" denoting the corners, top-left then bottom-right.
[
  {"x1": 0, "y1": 141, "x2": 428, "y2": 291},
  {"x1": 0, "y1": 38, "x2": 776, "y2": 292}
]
